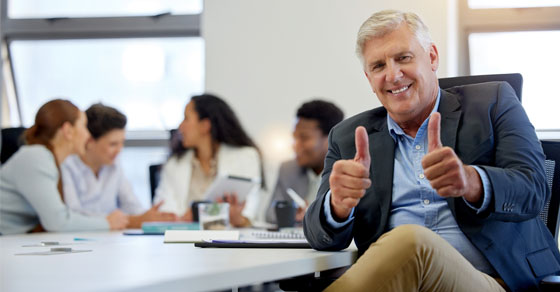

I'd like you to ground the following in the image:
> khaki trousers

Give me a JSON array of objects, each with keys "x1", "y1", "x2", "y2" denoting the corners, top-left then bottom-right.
[{"x1": 325, "y1": 225, "x2": 506, "y2": 292}]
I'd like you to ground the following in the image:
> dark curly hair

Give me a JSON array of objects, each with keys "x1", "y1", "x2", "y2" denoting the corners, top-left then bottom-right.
[{"x1": 296, "y1": 99, "x2": 344, "y2": 135}]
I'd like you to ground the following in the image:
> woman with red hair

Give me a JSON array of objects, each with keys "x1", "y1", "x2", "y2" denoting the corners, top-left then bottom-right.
[{"x1": 0, "y1": 99, "x2": 129, "y2": 234}]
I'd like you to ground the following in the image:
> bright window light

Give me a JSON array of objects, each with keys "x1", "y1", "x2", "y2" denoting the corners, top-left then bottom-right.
[
  {"x1": 10, "y1": 37, "x2": 204, "y2": 131},
  {"x1": 468, "y1": 0, "x2": 560, "y2": 9},
  {"x1": 8, "y1": 0, "x2": 203, "y2": 18},
  {"x1": 469, "y1": 30, "x2": 560, "y2": 130}
]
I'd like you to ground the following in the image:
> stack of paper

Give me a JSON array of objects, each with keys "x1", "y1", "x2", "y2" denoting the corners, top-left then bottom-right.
[{"x1": 164, "y1": 230, "x2": 240, "y2": 243}]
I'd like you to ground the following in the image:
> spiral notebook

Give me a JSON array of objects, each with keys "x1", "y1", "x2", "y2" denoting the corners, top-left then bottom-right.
[
  {"x1": 249, "y1": 231, "x2": 306, "y2": 240},
  {"x1": 194, "y1": 229, "x2": 310, "y2": 248}
]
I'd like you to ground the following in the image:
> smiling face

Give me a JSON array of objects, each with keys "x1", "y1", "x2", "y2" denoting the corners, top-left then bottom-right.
[
  {"x1": 363, "y1": 24, "x2": 439, "y2": 126},
  {"x1": 86, "y1": 129, "x2": 126, "y2": 166},
  {"x1": 292, "y1": 118, "x2": 329, "y2": 170}
]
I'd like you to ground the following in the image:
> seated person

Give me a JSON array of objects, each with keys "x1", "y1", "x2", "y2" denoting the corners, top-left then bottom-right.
[
  {"x1": 304, "y1": 10, "x2": 560, "y2": 291},
  {"x1": 266, "y1": 100, "x2": 343, "y2": 224},
  {"x1": 61, "y1": 103, "x2": 176, "y2": 228},
  {"x1": 154, "y1": 94, "x2": 265, "y2": 227},
  {"x1": 0, "y1": 99, "x2": 128, "y2": 234}
]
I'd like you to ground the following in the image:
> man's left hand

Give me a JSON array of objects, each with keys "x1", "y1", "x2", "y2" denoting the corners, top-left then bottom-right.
[{"x1": 421, "y1": 112, "x2": 482, "y2": 203}]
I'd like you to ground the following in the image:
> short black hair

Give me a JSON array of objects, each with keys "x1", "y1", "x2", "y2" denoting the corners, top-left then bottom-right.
[
  {"x1": 296, "y1": 100, "x2": 344, "y2": 135},
  {"x1": 85, "y1": 103, "x2": 127, "y2": 139}
]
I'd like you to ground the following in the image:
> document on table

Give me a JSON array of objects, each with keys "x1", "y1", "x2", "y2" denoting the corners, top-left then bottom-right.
[{"x1": 163, "y1": 230, "x2": 240, "y2": 243}]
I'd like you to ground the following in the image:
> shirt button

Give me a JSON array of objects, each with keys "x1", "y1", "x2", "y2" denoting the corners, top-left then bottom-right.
[
  {"x1": 423, "y1": 199, "x2": 430, "y2": 205},
  {"x1": 419, "y1": 173, "x2": 425, "y2": 179},
  {"x1": 415, "y1": 145, "x2": 421, "y2": 150}
]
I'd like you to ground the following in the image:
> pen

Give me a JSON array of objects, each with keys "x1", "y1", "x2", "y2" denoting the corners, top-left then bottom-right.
[
  {"x1": 74, "y1": 237, "x2": 95, "y2": 241},
  {"x1": 286, "y1": 188, "x2": 307, "y2": 209}
]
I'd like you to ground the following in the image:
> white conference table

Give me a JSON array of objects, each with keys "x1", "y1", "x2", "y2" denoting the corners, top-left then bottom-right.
[{"x1": 0, "y1": 230, "x2": 357, "y2": 292}]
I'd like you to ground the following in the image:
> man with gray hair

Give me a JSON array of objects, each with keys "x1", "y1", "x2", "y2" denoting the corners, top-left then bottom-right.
[{"x1": 304, "y1": 10, "x2": 559, "y2": 291}]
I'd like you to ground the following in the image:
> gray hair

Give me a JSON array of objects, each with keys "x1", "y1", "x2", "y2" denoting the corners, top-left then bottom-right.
[{"x1": 356, "y1": 10, "x2": 433, "y2": 64}]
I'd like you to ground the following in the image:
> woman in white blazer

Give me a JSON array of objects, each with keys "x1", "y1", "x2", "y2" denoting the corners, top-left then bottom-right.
[{"x1": 154, "y1": 94, "x2": 265, "y2": 227}]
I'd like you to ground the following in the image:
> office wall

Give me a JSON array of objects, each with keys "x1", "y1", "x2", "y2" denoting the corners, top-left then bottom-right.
[{"x1": 203, "y1": 0, "x2": 456, "y2": 209}]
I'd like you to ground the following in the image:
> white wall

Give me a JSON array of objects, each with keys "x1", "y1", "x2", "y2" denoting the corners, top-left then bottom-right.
[{"x1": 203, "y1": 0, "x2": 456, "y2": 211}]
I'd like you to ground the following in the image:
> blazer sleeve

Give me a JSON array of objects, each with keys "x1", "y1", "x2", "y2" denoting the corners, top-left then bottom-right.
[
  {"x1": 153, "y1": 158, "x2": 183, "y2": 215},
  {"x1": 15, "y1": 149, "x2": 108, "y2": 232},
  {"x1": 477, "y1": 82, "x2": 549, "y2": 222},
  {"x1": 303, "y1": 128, "x2": 354, "y2": 251}
]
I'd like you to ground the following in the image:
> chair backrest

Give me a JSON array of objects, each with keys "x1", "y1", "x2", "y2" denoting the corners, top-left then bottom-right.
[
  {"x1": 1, "y1": 127, "x2": 27, "y2": 164},
  {"x1": 439, "y1": 73, "x2": 523, "y2": 101},
  {"x1": 541, "y1": 141, "x2": 560, "y2": 241},
  {"x1": 149, "y1": 163, "x2": 163, "y2": 202}
]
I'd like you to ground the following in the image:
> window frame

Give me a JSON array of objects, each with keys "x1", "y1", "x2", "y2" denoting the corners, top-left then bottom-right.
[
  {"x1": 0, "y1": 0, "x2": 201, "y2": 143},
  {"x1": 458, "y1": 0, "x2": 560, "y2": 139}
]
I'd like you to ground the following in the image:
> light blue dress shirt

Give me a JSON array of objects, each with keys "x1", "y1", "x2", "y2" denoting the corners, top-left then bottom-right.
[
  {"x1": 61, "y1": 155, "x2": 145, "y2": 216},
  {"x1": 323, "y1": 91, "x2": 496, "y2": 275}
]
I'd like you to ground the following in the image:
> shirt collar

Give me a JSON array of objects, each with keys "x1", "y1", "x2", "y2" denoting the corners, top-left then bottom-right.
[{"x1": 387, "y1": 89, "x2": 441, "y2": 141}]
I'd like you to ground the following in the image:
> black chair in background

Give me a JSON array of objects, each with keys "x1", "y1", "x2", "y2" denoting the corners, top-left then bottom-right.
[
  {"x1": 148, "y1": 163, "x2": 163, "y2": 202},
  {"x1": 540, "y1": 140, "x2": 560, "y2": 291},
  {"x1": 439, "y1": 73, "x2": 523, "y2": 102},
  {"x1": 541, "y1": 141, "x2": 560, "y2": 241},
  {"x1": 1, "y1": 127, "x2": 27, "y2": 164}
]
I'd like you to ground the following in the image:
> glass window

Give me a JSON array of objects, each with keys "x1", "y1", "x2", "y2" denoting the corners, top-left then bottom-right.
[
  {"x1": 10, "y1": 37, "x2": 204, "y2": 130},
  {"x1": 469, "y1": 30, "x2": 560, "y2": 130},
  {"x1": 8, "y1": 0, "x2": 203, "y2": 18},
  {"x1": 468, "y1": 0, "x2": 560, "y2": 9}
]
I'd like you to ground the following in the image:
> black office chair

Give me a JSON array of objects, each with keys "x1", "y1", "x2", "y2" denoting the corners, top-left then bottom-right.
[
  {"x1": 148, "y1": 163, "x2": 163, "y2": 202},
  {"x1": 541, "y1": 141, "x2": 560, "y2": 241},
  {"x1": 1, "y1": 127, "x2": 27, "y2": 164},
  {"x1": 439, "y1": 73, "x2": 523, "y2": 102},
  {"x1": 540, "y1": 141, "x2": 560, "y2": 291}
]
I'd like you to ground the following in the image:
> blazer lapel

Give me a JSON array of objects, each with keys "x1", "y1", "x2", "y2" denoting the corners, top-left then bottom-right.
[
  {"x1": 366, "y1": 119, "x2": 395, "y2": 221},
  {"x1": 439, "y1": 89, "x2": 462, "y2": 214},
  {"x1": 438, "y1": 90, "x2": 462, "y2": 150}
]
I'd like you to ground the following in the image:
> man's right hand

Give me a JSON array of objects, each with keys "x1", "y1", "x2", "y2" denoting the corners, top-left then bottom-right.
[{"x1": 329, "y1": 126, "x2": 372, "y2": 220}]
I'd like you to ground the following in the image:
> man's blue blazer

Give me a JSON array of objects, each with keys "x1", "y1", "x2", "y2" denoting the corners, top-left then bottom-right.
[{"x1": 304, "y1": 81, "x2": 560, "y2": 291}]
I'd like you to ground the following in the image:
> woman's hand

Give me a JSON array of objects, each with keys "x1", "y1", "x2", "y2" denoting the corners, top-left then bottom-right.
[
  {"x1": 180, "y1": 209, "x2": 194, "y2": 222},
  {"x1": 127, "y1": 201, "x2": 178, "y2": 228},
  {"x1": 106, "y1": 210, "x2": 129, "y2": 230},
  {"x1": 219, "y1": 193, "x2": 250, "y2": 227}
]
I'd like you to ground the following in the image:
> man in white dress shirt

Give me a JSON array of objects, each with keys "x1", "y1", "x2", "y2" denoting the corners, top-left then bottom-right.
[{"x1": 62, "y1": 103, "x2": 176, "y2": 228}]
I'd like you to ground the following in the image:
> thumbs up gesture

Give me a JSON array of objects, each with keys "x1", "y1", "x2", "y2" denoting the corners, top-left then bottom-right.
[
  {"x1": 329, "y1": 126, "x2": 372, "y2": 220},
  {"x1": 421, "y1": 113, "x2": 482, "y2": 203}
]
